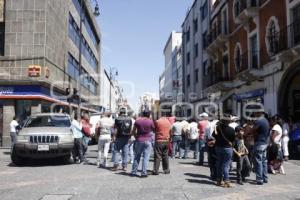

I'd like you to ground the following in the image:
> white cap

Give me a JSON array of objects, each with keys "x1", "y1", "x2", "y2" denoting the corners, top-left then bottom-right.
[{"x1": 199, "y1": 112, "x2": 209, "y2": 118}]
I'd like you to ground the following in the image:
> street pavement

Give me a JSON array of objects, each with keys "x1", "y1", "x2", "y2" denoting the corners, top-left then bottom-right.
[{"x1": 0, "y1": 145, "x2": 300, "y2": 200}]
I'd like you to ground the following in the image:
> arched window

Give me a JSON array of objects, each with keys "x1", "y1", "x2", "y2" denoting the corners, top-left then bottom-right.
[
  {"x1": 234, "y1": 0, "x2": 241, "y2": 17},
  {"x1": 265, "y1": 17, "x2": 280, "y2": 56},
  {"x1": 234, "y1": 44, "x2": 242, "y2": 73}
]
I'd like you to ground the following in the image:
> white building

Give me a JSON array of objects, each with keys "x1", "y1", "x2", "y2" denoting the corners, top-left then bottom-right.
[
  {"x1": 181, "y1": 0, "x2": 210, "y2": 117},
  {"x1": 138, "y1": 92, "x2": 158, "y2": 114},
  {"x1": 161, "y1": 31, "x2": 182, "y2": 103}
]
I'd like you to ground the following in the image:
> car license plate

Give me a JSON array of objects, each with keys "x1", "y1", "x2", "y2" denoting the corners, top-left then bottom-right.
[{"x1": 38, "y1": 145, "x2": 49, "y2": 151}]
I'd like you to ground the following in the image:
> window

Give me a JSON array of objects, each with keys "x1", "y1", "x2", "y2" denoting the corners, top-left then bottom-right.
[
  {"x1": 193, "y1": 18, "x2": 198, "y2": 34},
  {"x1": 234, "y1": 0, "x2": 241, "y2": 17},
  {"x1": 187, "y1": 75, "x2": 191, "y2": 87},
  {"x1": 223, "y1": 55, "x2": 229, "y2": 80},
  {"x1": 187, "y1": 52, "x2": 190, "y2": 65},
  {"x1": 186, "y1": 28, "x2": 190, "y2": 42},
  {"x1": 201, "y1": 0, "x2": 208, "y2": 21},
  {"x1": 268, "y1": 20, "x2": 279, "y2": 55},
  {"x1": 68, "y1": 13, "x2": 98, "y2": 72},
  {"x1": 203, "y1": 60, "x2": 208, "y2": 76},
  {"x1": 67, "y1": 53, "x2": 80, "y2": 80},
  {"x1": 250, "y1": 34, "x2": 258, "y2": 69},
  {"x1": 72, "y1": 0, "x2": 100, "y2": 47},
  {"x1": 67, "y1": 53, "x2": 97, "y2": 94},
  {"x1": 194, "y1": 43, "x2": 198, "y2": 58},
  {"x1": 234, "y1": 44, "x2": 242, "y2": 72},
  {"x1": 202, "y1": 32, "x2": 207, "y2": 48},
  {"x1": 195, "y1": 69, "x2": 199, "y2": 83},
  {"x1": 293, "y1": 5, "x2": 300, "y2": 45}
]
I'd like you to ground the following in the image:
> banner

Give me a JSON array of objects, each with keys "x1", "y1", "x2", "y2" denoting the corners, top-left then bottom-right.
[{"x1": 0, "y1": 0, "x2": 4, "y2": 22}]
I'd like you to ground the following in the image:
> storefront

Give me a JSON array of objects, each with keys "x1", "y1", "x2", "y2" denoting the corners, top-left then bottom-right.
[
  {"x1": 233, "y1": 88, "x2": 266, "y2": 120},
  {"x1": 0, "y1": 85, "x2": 98, "y2": 147}
]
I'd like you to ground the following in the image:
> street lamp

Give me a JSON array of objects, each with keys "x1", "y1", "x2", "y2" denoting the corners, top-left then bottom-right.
[
  {"x1": 77, "y1": 0, "x2": 100, "y2": 117},
  {"x1": 109, "y1": 67, "x2": 118, "y2": 111}
]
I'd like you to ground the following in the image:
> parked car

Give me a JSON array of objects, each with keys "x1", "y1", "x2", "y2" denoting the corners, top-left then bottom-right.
[
  {"x1": 11, "y1": 113, "x2": 74, "y2": 165},
  {"x1": 289, "y1": 128, "x2": 300, "y2": 159}
]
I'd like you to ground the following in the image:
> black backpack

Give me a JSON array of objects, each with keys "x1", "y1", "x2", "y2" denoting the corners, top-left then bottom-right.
[{"x1": 115, "y1": 116, "x2": 132, "y2": 136}]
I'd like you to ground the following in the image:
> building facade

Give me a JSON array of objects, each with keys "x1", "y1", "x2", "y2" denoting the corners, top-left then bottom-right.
[
  {"x1": 202, "y1": 0, "x2": 300, "y2": 121},
  {"x1": 0, "y1": 0, "x2": 102, "y2": 146},
  {"x1": 181, "y1": 0, "x2": 210, "y2": 117}
]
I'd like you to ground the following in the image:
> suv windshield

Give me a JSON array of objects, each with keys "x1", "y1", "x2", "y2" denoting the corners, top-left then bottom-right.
[{"x1": 24, "y1": 116, "x2": 71, "y2": 128}]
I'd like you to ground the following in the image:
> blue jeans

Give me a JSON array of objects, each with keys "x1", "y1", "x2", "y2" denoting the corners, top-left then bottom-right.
[
  {"x1": 216, "y1": 147, "x2": 233, "y2": 182},
  {"x1": 254, "y1": 145, "x2": 268, "y2": 183},
  {"x1": 183, "y1": 139, "x2": 198, "y2": 158},
  {"x1": 172, "y1": 135, "x2": 182, "y2": 158},
  {"x1": 131, "y1": 141, "x2": 152, "y2": 176},
  {"x1": 198, "y1": 139, "x2": 206, "y2": 164},
  {"x1": 113, "y1": 137, "x2": 130, "y2": 167}
]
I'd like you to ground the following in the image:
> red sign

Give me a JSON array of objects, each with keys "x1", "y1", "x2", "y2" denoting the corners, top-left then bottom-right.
[{"x1": 28, "y1": 65, "x2": 41, "y2": 77}]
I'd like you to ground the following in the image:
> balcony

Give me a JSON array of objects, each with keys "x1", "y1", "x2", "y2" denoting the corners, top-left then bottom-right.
[
  {"x1": 235, "y1": 0, "x2": 260, "y2": 25},
  {"x1": 203, "y1": 70, "x2": 234, "y2": 93},
  {"x1": 267, "y1": 20, "x2": 300, "y2": 62},
  {"x1": 204, "y1": 21, "x2": 229, "y2": 56},
  {"x1": 235, "y1": 50, "x2": 263, "y2": 82}
]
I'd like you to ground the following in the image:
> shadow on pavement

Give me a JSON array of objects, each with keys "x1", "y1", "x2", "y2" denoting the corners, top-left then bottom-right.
[
  {"x1": 186, "y1": 178, "x2": 215, "y2": 185},
  {"x1": 184, "y1": 172, "x2": 211, "y2": 179},
  {"x1": 7, "y1": 158, "x2": 74, "y2": 168}
]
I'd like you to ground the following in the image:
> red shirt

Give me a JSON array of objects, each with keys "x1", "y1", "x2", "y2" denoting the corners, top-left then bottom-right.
[
  {"x1": 198, "y1": 120, "x2": 209, "y2": 140},
  {"x1": 81, "y1": 119, "x2": 91, "y2": 137},
  {"x1": 155, "y1": 117, "x2": 171, "y2": 142}
]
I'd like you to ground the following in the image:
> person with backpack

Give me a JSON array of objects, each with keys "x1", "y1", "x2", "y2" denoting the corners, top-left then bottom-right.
[
  {"x1": 96, "y1": 112, "x2": 115, "y2": 168},
  {"x1": 112, "y1": 108, "x2": 133, "y2": 171}
]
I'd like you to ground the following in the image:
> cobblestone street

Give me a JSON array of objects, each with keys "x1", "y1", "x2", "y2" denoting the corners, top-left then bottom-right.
[{"x1": 0, "y1": 146, "x2": 300, "y2": 200}]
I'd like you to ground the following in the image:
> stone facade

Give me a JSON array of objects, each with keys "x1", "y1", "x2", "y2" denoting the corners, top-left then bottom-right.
[{"x1": 0, "y1": 0, "x2": 102, "y2": 146}]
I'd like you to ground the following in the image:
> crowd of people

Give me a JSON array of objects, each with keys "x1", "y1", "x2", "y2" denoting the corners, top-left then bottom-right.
[{"x1": 68, "y1": 108, "x2": 292, "y2": 187}]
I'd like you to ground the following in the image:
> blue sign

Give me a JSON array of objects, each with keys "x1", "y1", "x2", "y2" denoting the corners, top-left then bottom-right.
[{"x1": 234, "y1": 88, "x2": 266, "y2": 101}]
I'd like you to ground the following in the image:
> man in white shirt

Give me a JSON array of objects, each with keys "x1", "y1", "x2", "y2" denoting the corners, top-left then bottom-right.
[
  {"x1": 97, "y1": 112, "x2": 115, "y2": 167},
  {"x1": 71, "y1": 115, "x2": 83, "y2": 163},
  {"x1": 10, "y1": 117, "x2": 19, "y2": 146}
]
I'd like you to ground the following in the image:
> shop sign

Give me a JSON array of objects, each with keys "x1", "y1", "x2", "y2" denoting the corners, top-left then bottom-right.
[
  {"x1": 0, "y1": 87, "x2": 14, "y2": 95},
  {"x1": 234, "y1": 88, "x2": 266, "y2": 101},
  {"x1": 28, "y1": 65, "x2": 41, "y2": 77}
]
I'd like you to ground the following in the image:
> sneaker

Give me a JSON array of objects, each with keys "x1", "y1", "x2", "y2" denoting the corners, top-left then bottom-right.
[
  {"x1": 224, "y1": 182, "x2": 234, "y2": 188},
  {"x1": 263, "y1": 179, "x2": 268, "y2": 184},
  {"x1": 163, "y1": 170, "x2": 170, "y2": 174},
  {"x1": 152, "y1": 171, "x2": 159, "y2": 175},
  {"x1": 216, "y1": 181, "x2": 225, "y2": 187},
  {"x1": 130, "y1": 173, "x2": 138, "y2": 177},
  {"x1": 257, "y1": 182, "x2": 263, "y2": 185},
  {"x1": 111, "y1": 166, "x2": 118, "y2": 171},
  {"x1": 237, "y1": 181, "x2": 244, "y2": 185}
]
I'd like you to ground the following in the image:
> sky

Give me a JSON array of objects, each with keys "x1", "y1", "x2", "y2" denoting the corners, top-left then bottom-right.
[{"x1": 98, "y1": 0, "x2": 194, "y2": 112}]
